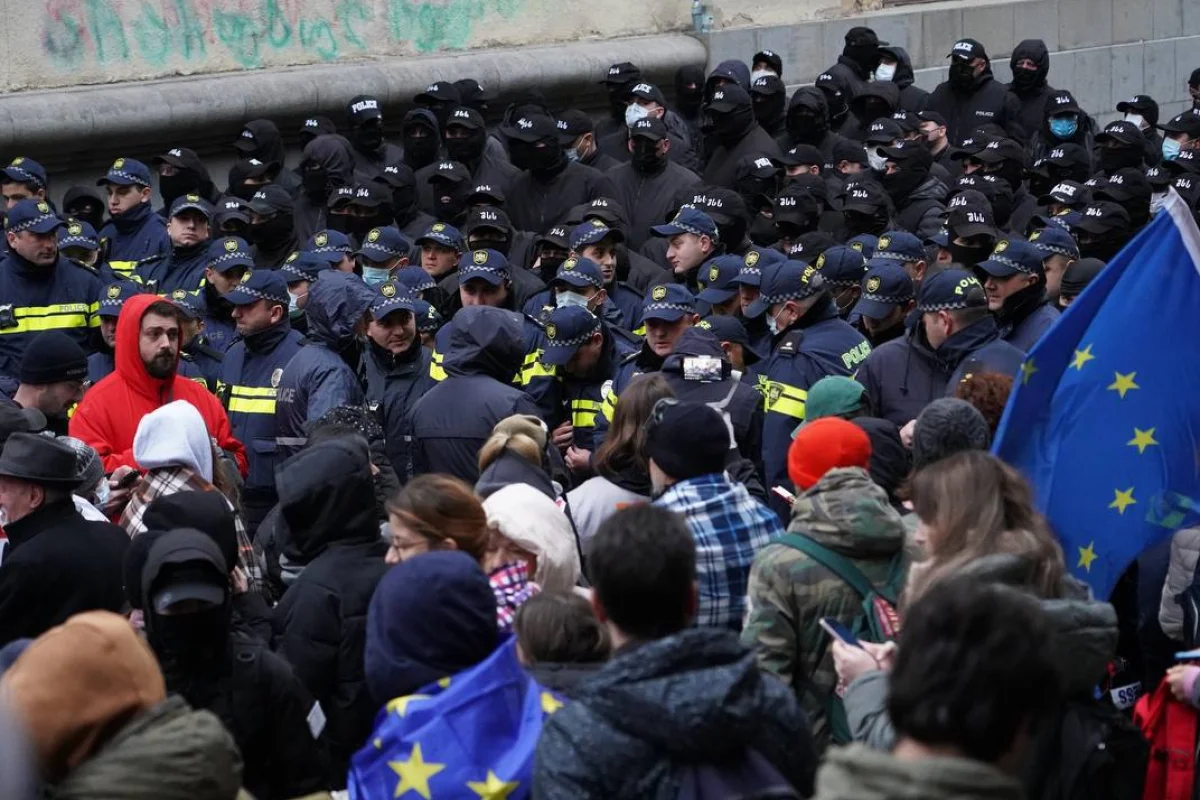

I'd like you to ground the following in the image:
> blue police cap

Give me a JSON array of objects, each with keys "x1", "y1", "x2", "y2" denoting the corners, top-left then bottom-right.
[
  {"x1": 917, "y1": 268, "x2": 987, "y2": 312},
  {"x1": 395, "y1": 266, "x2": 436, "y2": 294},
  {"x1": 356, "y1": 226, "x2": 412, "y2": 262},
  {"x1": 641, "y1": 283, "x2": 696, "y2": 323},
  {"x1": 1028, "y1": 224, "x2": 1080, "y2": 260},
  {"x1": 223, "y1": 269, "x2": 290, "y2": 306},
  {"x1": 97, "y1": 157, "x2": 152, "y2": 188},
  {"x1": 305, "y1": 229, "x2": 354, "y2": 264},
  {"x1": 5, "y1": 200, "x2": 62, "y2": 235},
  {"x1": 697, "y1": 254, "x2": 745, "y2": 304},
  {"x1": 58, "y1": 219, "x2": 99, "y2": 251},
  {"x1": 733, "y1": 247, "x2": 787, "y2": 288},
  {"x1": 976, "y1": 238, "x2": 1044, "y2": 278},
  {"x1": 696, "y1": 314, "x2": 763, "y2": 365},
  {"x1": 650, "y1": 207, "x2": 719, "y2": 240},
  {"x1": 1, "y1": 157, "x2": 47, "y2": 189},
  {"x1": 369, "y1": 280, "x2": 418, "y2": 320},
  {"x1": 553, "y1": 256, "x2": 605, "y2": 291},
  {"x1": 569, "y1": 220, "x2": 625, "y2": 251},
  {"x1": 816, "y1": 245, "x2": 867, "y2": 289},
  {"x1": 280, "y1": 250, "x2": 326, "y2": 283},
  {"x1": 97, "y1": 280, "x2": 143, "y2": 318},
  {"x1": 745, "y1": 260, "x2": 825, "y2": 319},
  {"x1": 169, "y1": 194, "x2": 214, "y2": 220},
  {"x1": 207, "y1": 236, "x2": 255, "y2": 273},
  {"x1": 845, "y1": 233, "x2": 878, "y2": 259},
  {"x1": 167, "y1": 287, "x2": 207, "y2": 319},
  {"x1": 416, "y1": 222, "x2": 465, "y2": 251},
  {"x1": 414, "y1": 299, "x2": 443, "y2": 333},
  {"x1": 853, "y1": 260, "x2": 915, "y2": 320},
  {"x1": 542, "y1": 306, "x2": 603, "y2": 366},
  {"x1": 872, "y1": 231, "x2": 925, "y2": 263},
  {"x1": 458, "y1": 248, "x2": 510, "y2": 286}
]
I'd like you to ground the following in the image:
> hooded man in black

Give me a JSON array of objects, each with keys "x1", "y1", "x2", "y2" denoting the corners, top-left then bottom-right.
[
  {"x1": 416, "y1": 107, "x2": 517, "y2": 215},
  {"x1": 296, "y1": 134, "x2": 357, "y2": 243},
  {"x1": 232, "y1": 120, "x2": 303, "y2": 196},
  {"x1": 841, "y1": 81, "x2": 901, "y2": 142},
  {"x1": 246, "y1": 185, "x2": 301, "y2": 270},
  {"x1": 926, "y1": 38, "x2": 1025, "y2": 145},
  {"x1": 821, "y1": 26, "x2": 884, "y2": 104},
  {"x1": 880, "y1": 140, "x2": 948, "y2": 239},
  {"x1": 143, "y1": 528, "x2": 326, "y2": 800},
  {"x1": 701, "y1": 84, "x2": 783, "y2": 189},
  {"x1": 608, "y1": 118, "x2": 702, "y2": 251},
  {"x1": 673, "y1": 65, "x2": 708, "y2": 160},
  {"x1": 62, "y1": 186, "x2": 106, "y2": 232},
  {"x1": 750, "y1": 75, "x2": 788, "y2": 140},
  {"x1": 345, "y1": 94, "x2": 404, "y2": 183},
  {"x1": 876, "y1": 45, "x2": 929, "y2": 112},
  {"x1": 1006, "y1": 39, "x2": 1055, "y2": 144},
  {"x1": 153, "y1": 147, "x2": 221, "y2": 217},
  {"x1": 401, "y1": 108, "x2": 442, "y2": 173},
  {"x1": 781, "y1": 87, "x2": 849, "y2": 167}
]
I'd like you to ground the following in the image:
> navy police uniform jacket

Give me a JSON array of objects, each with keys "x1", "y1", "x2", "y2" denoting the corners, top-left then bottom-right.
[
  {"x1": 181, "y1": 334, "x2": 225, "y2": 393},
  {"x1": 595, "y1": 343, "x2": 668, "y2": 444},
  {"x1": 560, "y1": 324, "x2": 640, "y2": 454},
  {"x1": 997, "y1": 291, "x2": 1060, "y2": 352},
  {"x1": 857, "y1": 314, "x2": 1025, "y2": 427},
  {"x1": 135, "y1": 241, "x2": 210, "y2": 295},
  {"x1": 98, "y1": 203, "x2": 170, "y2": 279},
  {"x1": 219, "y1": 320, "x2": 306, "y2": 511},
  {"x1": 759, "y1": 297, "x2": 871, "y2": 506},
  {"x1": 0, "y1": 252, "x2": 100, "y2": 380},
  {"x1": 363, "y1": 338, "x2": 434, "y2": 481}
]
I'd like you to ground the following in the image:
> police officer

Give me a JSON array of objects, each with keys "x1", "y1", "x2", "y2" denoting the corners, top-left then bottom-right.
[
  {"x1": 364, "y1": 280, "x2": 434, "y2": 478},
  {"x1": 200, "y1": 236, "x2": 255, "y2": 353},
  {"x1": 58, "y1": 219, "x2": 102, "y2": 272},
  {"x1": 541, "y1": 305, "x2": 639, "y2": 473},
  {"x1": 87, "y1": 281, "x2": 143, "y2": 384},
  {"x1": 344, "y1": 94, "x2": 404, "y2": 183},
  {"x1": 856, "y1": 268, "x2": 1024, "y2": 427},
  {"x1": 0, "y1": 200, "x2": 100, "y2": 379},
  {"x1": 746, "y1": 261, "x2": 869, "y2": 512},
  {"x1": 524, "y1": 255, "x2": 629, "y2": 335},
  {"x1": 815, "y1": 245, "x2": 868, "y2": 319},
  {"x1": 136, "y1": 194, "x2": 214, "y2": 294},
  {"x1": 1028, "y1": 224, "x2": 1079, "y2": 304},
  {"x1": 166, "y1": 289, "x2": 224, "y2": 392},
  {"x1": 218, "y1": 270, "x2": 306, "y2": 530},
  {"x1": 418, "y1": 107, "x2": 518, "y2": 214},
  {"x1": 247, "y1": 186, "x2": 300, "y2": 270},
  {"x1": 96, "y1": 158, "x2": 170, "y2": 278},
  {"x1": 651, "y1": 207, "x2": 720, "y2": 293},
  {"x1": 556, "y1": 110, "x2": 620, "y2": 173},
  {"x1": 608, "y1": 118, "x2": 702, "y2": 252},
  {"x1": 415, "y1": 222, "x2": 465, "y2": 282},
  {"x1": 305, "y1": 229, "x2": 356, "y2": 273},
  {"x1": 851, "y1": 260, "x2": 915, "y2": 347},
  {"x1": 568, "y1": 218, "x2": 650, "y2": 330},
  {"x1": 820, "y1": 27, "x2": 885, "y2": 108},
  {"x1": 702, "y1": 84, "x2": 783, "y2": 188},
  {"x1": 1, "y1": 157, "x2": 49, "y2": 209},
  {"x1": 925, "y1": 39, "x2": 1025, "y2": 145},
  {"x1": 975, "y1": 237, "x2": 1060, "y2": 351},
  {"x1": 436, "y1": 211, "x2": 545, "y2": 319},
  {"x1": 279, "y1": 250, "x2": 327, "y2": 337},
  {"x1": 356, "y1": 226, "x2": 412, "y2": 287},
  {"x1": 696, "y1": 254, "x2": 746, "y2": 317},
  {"x1": 731, "y1": 246, "x2": 787, "y2": 357}
]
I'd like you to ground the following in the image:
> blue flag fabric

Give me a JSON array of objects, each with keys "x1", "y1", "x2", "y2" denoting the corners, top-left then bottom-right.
[
  {"x1": 348, "y1": 637, "x2": 564, "y2": 800},
  {"x1": 993, "y1": 192, "x2": 1200, "y2": 599}
]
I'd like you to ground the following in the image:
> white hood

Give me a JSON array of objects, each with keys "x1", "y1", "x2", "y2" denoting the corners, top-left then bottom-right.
[
  {"x1": 133, "y1": 400, "x2": 213, "y2": 482},
  {"x1": 484, "y1": 483, "x2": 580, "y2": 592}
]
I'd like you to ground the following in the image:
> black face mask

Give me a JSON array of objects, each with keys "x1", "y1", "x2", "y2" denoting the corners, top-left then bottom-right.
[
  {"x1": 788, "y1": 109, "x2": 828, "y2": 144},
  {"x1": 631, "y1": 140, "x2": 668, "y2": 176},
  {"x1": 947, "y1": 240, "x2": 991, "y2": 267},
  {"x1": 302, "y1": 167, "x2": 329, "y2": 201},
  {"x1": 748, "y1": 213, "x2": 781, "y2": 246},
  {"x1": 346, "y1": 214, "x2": 378, "y2": 241},
  {"x1": 433, "y1": 186, "x2": 468, "y2": 222},
  {"x1": 219, "y1": 220, "x2": 249, "y2": 240},
  {"x1": 1027, "y1": 172, "x2": 1054, "y2": 199},
  {"x1": 677, "y1": 85, "x2": 704, "y2": 114},
  {"x1": 403, "y1": 133, "x2": 441, "y2": 170},
  {"x1": 529, "y1": 141, "x2": 565, "y2": 175},
  {"x1": 859, "y1": 101, "x2": 891, "y2": 125},
  {"x1": 65, "y1": 203, "x2": 104, "y2": 231},
  {"x1": 1099, "y1": 146, "x2": 1143, "y2": 174},
  {"x1": 248, "y1": 214, "x2": 294, "y2": 248},
  {"x1": 470, "y1": 235, "x2": 510, "y2": 256},
  {"x1": 205, "y1": 281, "x2": 234, "y2": 317},
  {"x1": 949, "y1": 61, "x2": 977, "y2": 90},
  {"x1": 354, "y1": 124, "x2": 384, "y2": 153},
  {"x1": 753, "y1": 95, "x2": 787, "y2": 128},
  {"x1": 159, "y1": 171, "x2": 200, "y2": 208},
  {"x1": 880, "y1": 167, "x2": 927, "y2": 204},
  {"x1": 538, "y1": 254, "x2": 566, "y2": 277},
  {"x1": 989, "y1": 162, "x2": 1025, "y2": 193},
  {"x1": 228, "y1": 181, "x2": 258, "y2": 201},
  {"x1": 709, "y1": 106, "x2": 755, "y2": 145},
  {"x1": 327, "y1": 211, "x2": 354, "y2": 235},
  {"x1": 844, "y1": 43, "x2": 880, "y2": 73},
  {"x1": 445, "y1": 131, "x2": 486, "y2": 166},
  {"x1": 391, "y1": 185, "x2": 417, "y2": 224},
  {"x1": 607, "y1": 88, "x2": 629, "y2": 122},
  {"x1": 1010, "y1": 67, "x2": 1042, "y2": 91},
  {"x1": 1079, "y1": 232, "x2": 1129, "y2": 262},
  {"x1": 148, "y1": 604, "x2": 230, "y2": 673},
  {"x1": 844, "y1": 210, "x2": 888, "y2": 237}
]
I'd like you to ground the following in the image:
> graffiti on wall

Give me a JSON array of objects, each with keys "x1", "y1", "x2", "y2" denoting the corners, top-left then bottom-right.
[{"x1": 41, "y1": 0, "x2": 526, "y2": 71}]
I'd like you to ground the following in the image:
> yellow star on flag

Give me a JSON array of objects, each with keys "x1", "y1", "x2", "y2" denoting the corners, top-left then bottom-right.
[
  {"x1": 1077, "y1": 541, "x2": 1098, "y2": 572},
  {"x1": 1109, "y1": 487, "x2": 1137, "y2": 515},
  {"x1": 1019, "y1": 359, "x2": 1037, "y2": 385},
  {"x1": 541, "y1": 691, "x2": 564, "y2": 714},
  {"x1": 1108, "y1": 371, "x2": 1139, "y2": 399},
  {"x1": 467, "y1": 770, "x2": 520, "y2": 800},
  {"x1": 386, "y1": 694, "x2": 431, "y2": 717},
  {"x1": 1127, "y1": 427, "x2": 1158, "y2": 455},
  {"x1": 1070, "y1": 344, "x2": 1095, "y2": 370},
  {"x1": 389, "y1": 742, "x2": 445, "y2": 800}
]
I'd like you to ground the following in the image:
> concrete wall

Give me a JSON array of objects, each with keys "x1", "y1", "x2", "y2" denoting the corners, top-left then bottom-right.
[{"x1": 702, "y1": 0, "x2": 1200, "y2": 125}]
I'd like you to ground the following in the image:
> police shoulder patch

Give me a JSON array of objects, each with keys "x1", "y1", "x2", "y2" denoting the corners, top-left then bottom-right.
[
  {"x1": 866, "y1": 276, "x2": 881, "y2": 293},
  {"x1": 472, "y1": 250, "x2": 488, "y2": 265},
  {"x1": 381, "y1": 282, "x2": 396, "y2": 298},
  {"x1": 652, "y1": 286, "x2": 667, "y2": 301},
  {"x1": 107, "y1": 285, "x2": 121, "y2": 299}
]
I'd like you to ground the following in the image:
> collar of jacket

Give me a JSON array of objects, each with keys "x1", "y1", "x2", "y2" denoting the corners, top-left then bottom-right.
[
  {"x1": 779, "y1": 292, "x2": 838, "y2": 340},
  {"x1": 241, "y1": 318, "x2": 294, "y2": 355},
  {"x1": 4, "y1": 250, "x2": 63, "y2": 281},
  {"x1": 934, "y1": 314, "x2": 1002, "y2": 372},
  {"x1": 4, "y1": 498, "x2": 82, "y2": 549},
  {"x1": 369, "y1": 335, "x2": 422, "y2": 375},
  {"x1": 995, "y1": 282, "x2": 1050, "y2": 329},
  {"x1": 109, "y1": 201, "x2": 155, "y2": 235}
]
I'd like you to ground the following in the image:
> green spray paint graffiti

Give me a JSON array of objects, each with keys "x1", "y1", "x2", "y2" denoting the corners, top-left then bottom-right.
[{"x1": 41, "y1": 0, "x2": 527, "y2": 71}]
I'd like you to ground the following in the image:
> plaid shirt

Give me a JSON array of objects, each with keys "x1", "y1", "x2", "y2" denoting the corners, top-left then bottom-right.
[
  {"x1": 655, "y1": 473, "x2": 781, "y2": 630},
  {"x1": 119, "y1": 466, "x2": 265, "y2": 595},
  {"x1": 489, "y1": 560, "x2": 540, "y2": 634}
]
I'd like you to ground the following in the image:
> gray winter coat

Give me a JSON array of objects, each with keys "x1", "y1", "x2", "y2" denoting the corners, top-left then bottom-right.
[{"x1": 1159, "y1": 526, "x2": 1200, "y2": 640}]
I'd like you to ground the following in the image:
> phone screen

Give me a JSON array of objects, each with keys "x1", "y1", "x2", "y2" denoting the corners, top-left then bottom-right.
[{"x1": 819, "y1": 617, "x2": 861, "y2": 648}]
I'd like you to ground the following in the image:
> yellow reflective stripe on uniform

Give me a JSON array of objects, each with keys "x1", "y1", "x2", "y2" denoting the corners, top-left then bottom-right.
[
  {"x1": 570, "y1": 398, "x2": 602, "y2": 429},
  {"x1": 762, "y1": 380, "x2": 808, "y2": 420},
  {"x1": 517, "y1": 350, "x2": 556, "y2": 386},
  {"x1": 227, "y1": 385, "x2": 277, "y2": 414},
  {"x1": 0, "y1": 303, "x2": 92, "y2": 335},
  {"x1": 108, "y1": 260, "x2": 137, "y2": 277},
  {"x1": 88, "y1": 301, "x2": 100, "y2": 327},
  {"x1": 601, "y1": 384, "x2": 618, "y2": 423},
  {"x1": 429, "y1": 350, "x2": 446, "y2": 382},
  {"x1": 632, "y1": 323, "x2": 646, "y2": 337}
]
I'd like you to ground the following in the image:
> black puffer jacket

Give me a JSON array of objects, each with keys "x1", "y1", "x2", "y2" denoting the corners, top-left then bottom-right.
[
  {"x1": 271, "y1": 437, "x2": 389, "y2": 785},
  {"x1": 926, "y1": 66, "x2": 1026, "y2": 146},
  {"x1": 883, "y1": 45, "x2": 929, "y2": 112},
  {"x1": 533, "y1": 628, "x2": 817, "y2": 799}
]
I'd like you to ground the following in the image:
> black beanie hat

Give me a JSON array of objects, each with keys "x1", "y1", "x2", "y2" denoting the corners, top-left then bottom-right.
[
  {"x1": 645, "y1": 401, "x2": 731, "y2": 480},
  {"x1": 19, "y1": 330, "x2": 88, "y2": 385}
]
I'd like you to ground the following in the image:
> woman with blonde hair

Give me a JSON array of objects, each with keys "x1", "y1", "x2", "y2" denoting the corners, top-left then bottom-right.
[{"x1": 475, "y1": 415, "x2": 557, "y2": 499}]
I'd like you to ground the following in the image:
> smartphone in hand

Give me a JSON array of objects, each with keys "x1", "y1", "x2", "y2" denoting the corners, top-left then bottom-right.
[{"x1": 819, "y1": 617, "x2": 862, "y2": 648}]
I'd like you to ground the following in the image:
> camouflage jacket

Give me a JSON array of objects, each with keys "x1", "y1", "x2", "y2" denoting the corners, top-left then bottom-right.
[{"x1": 741, "y1": 467, "x2": 906, "y2": 752}]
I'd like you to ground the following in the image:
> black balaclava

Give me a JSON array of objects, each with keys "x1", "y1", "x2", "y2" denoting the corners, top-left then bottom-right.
[
  {"x1": 749, "y1": 211, "x2": 782, "y2": 246},
  {"x1": 844, "y1": 208, "x2": 889, "y2": 237},
  {"x1": 844, "y1": 39, "x2": 882, "y2": 75},
  {"x1": 402, "y1": 110, "x2": 442, "y2": 171},
  {"x1": 607, "y1": 82, "x2": 636, "y2": 122},
  {"x1": 63, "y1": 187, "x2": 106, "y2": 231},
  {"x1": 430, "y1": 179, "x2": 469, "y2": 225},
  {"x1": 383, "y1": 165, "x2": 419, "y2": 226},
  {"x1": 787, "y1": 88, "x2": 830, "y2": 145},
  {"x1": 1009, "y1": 39, "x2": 1050, "y2": 94},
  {"x1": 510, "y1": 139, "x2": 566, "y2": 177},
  {"x1": 986, "y1": 160, "x2": 1025, "y2": 197},
  {"x1": 159, "y1": 170, "x2": 203, "y2": 210},
  {"x1": 675, "y1": 65, "x2": 707, "y2": 115},
  {"x1": 631, "y1": 137, "x2": 669, "y2": 176},
  {"x1": 1098, "y1": 145, "x2": 1143, "y2": 174},
  {"x1": 1078, "y1": 228, "x2": 1131, "y2": 262},
  {"x1": 880, "y1": 162, "x2": 930, "y2": 206},
  {"x1": 948, "y1": 58, "x2": 980, "y2": 91},
  {"x1": 752, "y1": 80, "x2": 788, "y2": 135},
  {"x1": 248, "y1": 210, "x2": 295, "y2": 250},
  {"x1": 353, "y1": 118, "x2": 385, "y2": 154},
  {"x1": 706, "y1": 105, "x2": 756, "y2": 148},
  {"x1": 224, "y1": 161, "x2": 262, "y2": 202},
  {"x1": 445, "y1": 127, "x2": 487, "y2": 169},
  {"x1": 300, "y1": 134, "x2": 356, "y2": 206}
]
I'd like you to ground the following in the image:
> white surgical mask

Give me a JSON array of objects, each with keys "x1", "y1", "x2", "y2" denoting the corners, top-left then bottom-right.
[
  {"x1": 92, "y1": 479, "x2": 111, "y2": 508},
  {"x1": 288, "y1": 291, "x2": 307, "y2": 319},
  {"x1": 1150, "y1": 191, "x2": 1168, "y2": 216},
  {"x1": 361, "y1": 266, "x2": 391, "y2": 286},
  {"x1": 874, "y1": 63, "x2": 896, "y2": 82},
  {"x1": 751, "y1": 69, "x2": 775, "y2": 83},
  {"x1": 1124, "y1": 113, "x2": 1146, "y2": 129},
  {"x1": 767, "y1": 306, "x2": 786, "y2": 336},
  {"x1": 565, "y1": 147, "x2": 582, "y2": 163},
  {"x1": 557, "y1": 290, "x2": 591, "y2": 309},
  {"x1": 625, "y1": 103, "x2": 651, "y2": 128},
  {"x1": 1163, "y1": 137, "x2": 1183, "y2": 161},
  {"x1": 867, "y1": 146, "x2": 888, "y2": 172}
]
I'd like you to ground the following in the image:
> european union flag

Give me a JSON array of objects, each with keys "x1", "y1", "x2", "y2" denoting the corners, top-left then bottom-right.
[
  {"x1": 348, "y1": 638, "x2": 563, "y2": 800},
  {"x1": 994, "y1": 192, "x2": 1200, "y2": 599}
]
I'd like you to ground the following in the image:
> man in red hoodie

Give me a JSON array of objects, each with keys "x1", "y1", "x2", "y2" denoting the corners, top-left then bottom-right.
[{"x1": 69, "y1": 293, "x2": 246, "y2": 477}]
